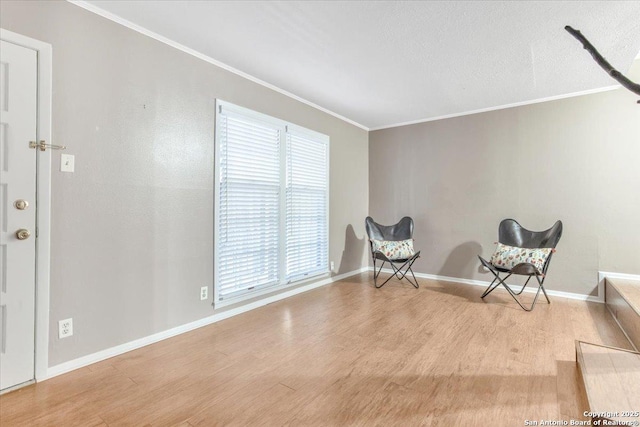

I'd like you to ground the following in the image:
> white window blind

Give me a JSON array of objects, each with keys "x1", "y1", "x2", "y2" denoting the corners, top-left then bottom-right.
[
  {"x1": 286, "y1": 131, "x2": 328, "y2": 282},
  {"x1": 217, "y1": 112, "x2": 281, "y2": 300},
  {"x1": 215, "y1": 101, "x2": 329, "y2": 306}
]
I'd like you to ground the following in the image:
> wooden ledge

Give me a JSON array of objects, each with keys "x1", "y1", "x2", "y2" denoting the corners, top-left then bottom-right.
[
  {"x1": 606, "y1": 278, "x2": 640, "y2": 316},
  {"x1": 575, "y1": 340, "x2": 640, "y2": 424}
]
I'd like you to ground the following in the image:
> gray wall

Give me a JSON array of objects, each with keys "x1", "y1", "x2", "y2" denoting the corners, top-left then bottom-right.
[
  {"x1": 1, "y1": 0, "x2": 369, "y2": 366},
  {"x1": 370, "y1": 63, "x2": 640, "y2": 296}
]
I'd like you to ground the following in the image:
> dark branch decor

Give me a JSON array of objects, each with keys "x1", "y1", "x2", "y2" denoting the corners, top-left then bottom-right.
[{"x1": 565, "y1": 25, "x2": 640, "y2": 103}]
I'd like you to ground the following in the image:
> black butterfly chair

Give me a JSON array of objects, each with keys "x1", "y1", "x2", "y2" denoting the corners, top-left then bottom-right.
[
  {"x1": 478, "y1": 219, "x2": 563, "y2": 311},
  {"x1": 365, "y1": 216, "x2": 420, "y2": 289}
]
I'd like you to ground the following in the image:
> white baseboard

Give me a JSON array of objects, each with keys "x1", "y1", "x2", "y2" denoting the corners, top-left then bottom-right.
[
  {"x1": 45, "y1": 267, "x2": 369, "y2": 380},
  {"x1": 598, "y1": 271, "x2": 640, "y2": 281},
  {"x1": 370, "y1": 267, "x2": 603, "y2": 303}
]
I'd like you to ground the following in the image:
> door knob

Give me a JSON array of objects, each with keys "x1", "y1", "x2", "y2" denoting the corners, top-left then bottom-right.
[
  {"x1": 16, "y1": 229, "x2": 31, "y2": 240},
  {"x1": 14, "y1": 199, "x2": 29, "y2": 210}
]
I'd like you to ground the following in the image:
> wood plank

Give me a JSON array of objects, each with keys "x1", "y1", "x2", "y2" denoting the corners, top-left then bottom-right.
[
  {"x1": 606, "y1": 278, "x2": 640, "y2": 350},
  {"x1": 607, "y1": 278, "x2": 640, "y2": 314},
  {"x1": 0, "y1": 274, "x2": 634, "y2": 426},
  {"x1": 576, "y1": 341, "x2": 640, "y2": 423}
]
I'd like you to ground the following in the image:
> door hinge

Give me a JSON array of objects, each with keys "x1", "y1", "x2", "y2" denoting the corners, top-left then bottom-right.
[{"x1": 29, "y1": 140, "x2": 66, "y2": 152}]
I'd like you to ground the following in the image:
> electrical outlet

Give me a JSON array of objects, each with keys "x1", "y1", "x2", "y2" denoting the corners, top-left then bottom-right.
[
  {"x1": 330, "y1": 261, "x2": 335, "y2": 271},
  {"x1": 200, "y1": 286, "x2": 208, "y2": 301},
  {"x1": 59, "y1": 318, "x2": 73, "y2": 338}
]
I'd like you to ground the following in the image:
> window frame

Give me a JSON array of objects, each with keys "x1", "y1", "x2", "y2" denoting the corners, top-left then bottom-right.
[{"x1": 214, "y1": 99, "x2": 330, "y2": 307}]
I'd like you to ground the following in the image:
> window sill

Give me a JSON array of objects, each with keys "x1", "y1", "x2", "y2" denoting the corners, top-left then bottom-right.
[{"x1": 214, "y1": 271, "x2": 330, "y2": 309}]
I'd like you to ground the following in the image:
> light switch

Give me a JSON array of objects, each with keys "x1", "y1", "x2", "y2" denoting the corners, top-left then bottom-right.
[{"x1": 61, "y1": 154, "x2": 75, "y2": 172}]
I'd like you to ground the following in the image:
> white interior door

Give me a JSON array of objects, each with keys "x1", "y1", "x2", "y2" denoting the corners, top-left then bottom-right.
[{"x1": 0, "y1": 40, "x2": 38, "y2": 391}]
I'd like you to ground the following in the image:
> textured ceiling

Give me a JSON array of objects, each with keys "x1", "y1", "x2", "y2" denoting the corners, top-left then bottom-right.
[{"x1": 81, "y1": 1, "x2": 640, "y2": 130}]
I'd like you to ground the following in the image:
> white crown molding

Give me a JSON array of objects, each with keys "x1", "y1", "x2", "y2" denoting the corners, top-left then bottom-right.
[
  {"x1": 67, "y1": 0, "x2": 369, "y2": 131},
  {"x1": 369, "y1": 85, "x2": 621, "y2": 131},
  {"x1": 65, "y1": 2, "x2": 639, "y2": 134},
  {"x1": 44, "y1": 267, "x2": 369, "y2": 380}
]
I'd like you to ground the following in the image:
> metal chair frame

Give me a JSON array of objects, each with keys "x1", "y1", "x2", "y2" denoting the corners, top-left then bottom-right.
[
  {"x1": 478, "y1": 219, "x2": 562, "y2": 311},
  {"x1": 372, "y1": 251, "x2": 420, "y2": 289},
  {"x1": 366, "y1": 216, "x2": 421, "y2": 289}
]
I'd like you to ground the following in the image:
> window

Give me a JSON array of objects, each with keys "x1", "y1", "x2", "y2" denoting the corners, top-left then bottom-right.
[
  {"x1": 285, "y1": 131, "x2": 329, "y2": 282},
  {"x1": 214, "y1": 100, "x2": 329, "y2": 306}
]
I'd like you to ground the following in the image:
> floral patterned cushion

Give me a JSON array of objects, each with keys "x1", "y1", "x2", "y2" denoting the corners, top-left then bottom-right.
[
  {"x1": 371, "y1": 239, "x2": 415, "y2": 261},
  {"x1": 490, "y1": 243, "x2": 553, "y2": 273}
]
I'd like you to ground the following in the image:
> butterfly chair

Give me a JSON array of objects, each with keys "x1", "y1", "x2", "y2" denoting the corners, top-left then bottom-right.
[
  {"x1": 365, "y1": 216, "x2": 421, "y2": 289},
  {"x1": 478, "y1": 219, "x2": 563, "y2": 311}
]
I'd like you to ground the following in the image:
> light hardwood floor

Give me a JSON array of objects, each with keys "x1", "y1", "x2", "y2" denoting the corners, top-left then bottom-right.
[
  {"x1": 576, "y1": 341, "x2": 640, "y2": 424},
  {"x1": 0, "y1": 274, "x2": 633, "y2": 426}
]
